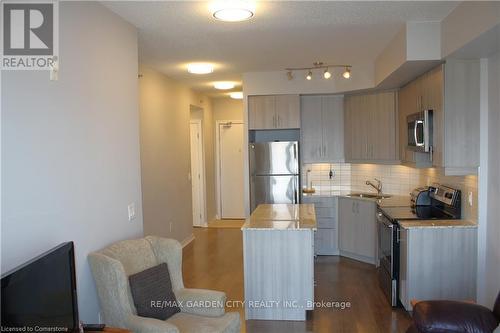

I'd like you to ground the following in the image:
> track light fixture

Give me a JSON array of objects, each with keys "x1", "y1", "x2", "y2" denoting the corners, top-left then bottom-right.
[
  {"x1": 285, "y1": 62, "x2": 352, "y2": 81},
  {"x1": 323, "y1": 68, "x2": 331, "y2": 79},
  {"x1": 342, "y1": 66, "x2": 351, "y2": 79}
]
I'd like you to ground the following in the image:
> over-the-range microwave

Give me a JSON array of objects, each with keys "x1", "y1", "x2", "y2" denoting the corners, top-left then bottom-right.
[{"x1": 407, "y1": 109, "x2": 433, "y2": 153}]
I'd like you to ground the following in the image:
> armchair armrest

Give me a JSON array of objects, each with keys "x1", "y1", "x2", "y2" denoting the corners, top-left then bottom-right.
[
  {"x1": 413, "y1": 300, "x2": 499, "y2": 333},
  {"x1": 127, "y1": 314, "x2": 180, "y2": 333},
  {"x1": 175, "y1": 288, "x2": 226, "y2": 317}
]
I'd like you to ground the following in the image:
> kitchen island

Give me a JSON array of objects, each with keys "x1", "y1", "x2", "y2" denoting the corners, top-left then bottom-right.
[{"x1": 242, "y1": 204, "x2": 316, "y2": 321}]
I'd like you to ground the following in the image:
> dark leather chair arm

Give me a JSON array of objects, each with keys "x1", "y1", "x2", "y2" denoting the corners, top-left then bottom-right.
[{"x1": 413, "y1": 300, "x2": 499, "y2": 333}]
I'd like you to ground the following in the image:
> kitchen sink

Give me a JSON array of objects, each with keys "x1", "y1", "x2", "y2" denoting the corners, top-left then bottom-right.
[{"x1": 346, "y1": 192, "x2": 392, "y2": 199}]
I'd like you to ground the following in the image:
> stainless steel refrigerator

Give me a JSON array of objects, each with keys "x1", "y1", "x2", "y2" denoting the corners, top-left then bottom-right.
[{"x1": 249, "y1": 141, "x2": 300, "y2": 213}]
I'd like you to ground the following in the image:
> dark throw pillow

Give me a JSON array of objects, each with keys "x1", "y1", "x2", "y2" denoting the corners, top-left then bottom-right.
[{"x1": 128, "y1": 263, "x2": 180, "y2": 320}]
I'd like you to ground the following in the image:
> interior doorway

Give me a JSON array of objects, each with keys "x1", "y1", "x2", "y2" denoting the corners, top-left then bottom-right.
[
  {"x1": 189, "y1": 119, "x2": 206, "y2": 227},
  {"x1": 216, "y1": 120, "x2": 245, "y2": 219}
]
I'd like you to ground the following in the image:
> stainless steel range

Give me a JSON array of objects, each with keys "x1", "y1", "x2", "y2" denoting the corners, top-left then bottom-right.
[{"x1": 377, "y1": 184, "x2": 461, "y2": 307}]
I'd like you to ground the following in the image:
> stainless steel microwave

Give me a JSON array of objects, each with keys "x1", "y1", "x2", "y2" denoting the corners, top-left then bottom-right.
[{"x1": 407, "y1": 110, "x2": 433, "y2": 152}]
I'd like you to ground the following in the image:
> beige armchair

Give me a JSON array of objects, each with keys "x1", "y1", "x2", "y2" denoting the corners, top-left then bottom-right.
[{"x1": 88, "y1": 236, "x2": 240, "y2": 333}]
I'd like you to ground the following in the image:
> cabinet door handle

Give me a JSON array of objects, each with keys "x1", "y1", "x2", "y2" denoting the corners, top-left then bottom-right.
[
  {"x1": 273, "y1": 115, "x2": 276, "y2": 128},
  {"x1": 278, "y1": 115, "x2": 281, "y2": 127},
  {"x1": 323, "y1": 145, "x2": 326, "y2": 157}
]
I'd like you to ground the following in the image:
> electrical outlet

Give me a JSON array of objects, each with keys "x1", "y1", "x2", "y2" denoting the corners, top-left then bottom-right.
[
  {"x1": 468, "y1": 192, "x2": 473, "y2": 207},
  {"x1": 128, "y1": 202, "x2": 136, "y2": 221}
]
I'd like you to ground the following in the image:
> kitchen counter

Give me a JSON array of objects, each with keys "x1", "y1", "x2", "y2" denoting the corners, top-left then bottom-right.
[
  {"x1": 302, "y1": 191, "x2": 411, "y2": 207},
  {"x1": 398, "y1": 219, "x2": 477, "y2": 229},
  {"x1": 242, "y1": 204, "x2": 316, "y2": 230},
  {"x1": 242, "y1": 203, "x2": 315, "y2": 321}
]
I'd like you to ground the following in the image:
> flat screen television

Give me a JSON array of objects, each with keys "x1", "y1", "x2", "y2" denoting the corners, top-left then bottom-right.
[{"x1": 1, "y1": 242, "x2": 79, "y2": 332}]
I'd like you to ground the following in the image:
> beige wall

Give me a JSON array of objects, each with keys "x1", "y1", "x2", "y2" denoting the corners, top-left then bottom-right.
[
  {"x1": 211, "y1": 97, "x2": 244, "y2": 121},
  {"x1": 441, "y1": 2, "x2": 500, "y2": 57},
  {"x1": 1, "y1": 2, "x2": 142, "y2": 322},
  {"x1": 139, "y1": 65, "x2": 214, "y2": 242}
]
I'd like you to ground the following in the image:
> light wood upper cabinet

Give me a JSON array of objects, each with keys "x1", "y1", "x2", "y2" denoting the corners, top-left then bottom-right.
[
  {"x1": 301, "y1": 96, "x2": 323, "y2": 162},
  {"x1": 248, "y1": 96, "x2": 275, "y2": 130},
  {"x1": 300, "y1": 95, "x2": 344, "y2": 163},
  {"x1": 344, "y1": 91, "x2": 398, "y2": 163},
  {"x1": 398, "y1": 62, "x2": 479, "y2": 174},
  {"x1": 373, "y1": 92, "x2": 398, "y2": 160},
  {"x1": 275, "y1": 94, "x2": 300, "y2": 129},
  {"x1": 248, "y1": 95, "x2": 300, "y2": 130},
  {"x1": 322, "y1": 96, "x2": 345, "y2": 161},
  {"x1": 443, "y1": 59, "x2": 480, "y2": 174}
]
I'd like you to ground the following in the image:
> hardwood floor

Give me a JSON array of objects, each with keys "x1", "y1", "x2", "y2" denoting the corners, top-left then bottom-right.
[{"x1": 182, "y1": 228, "x2": 412, "y2": 333}]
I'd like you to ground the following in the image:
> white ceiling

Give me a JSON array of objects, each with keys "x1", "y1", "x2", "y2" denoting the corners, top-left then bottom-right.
[{"x1": 104, "y1": 1, "x2": 459, "y2": 96}]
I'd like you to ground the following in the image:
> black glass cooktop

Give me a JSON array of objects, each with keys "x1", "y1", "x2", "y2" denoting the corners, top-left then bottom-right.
[{"x1": 381, "y1": 206, "x2": 456, "y2": 220}]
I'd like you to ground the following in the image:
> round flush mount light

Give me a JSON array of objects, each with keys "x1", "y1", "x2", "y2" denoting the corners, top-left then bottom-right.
[
  {"x1": 187, "y1": 63, "x2": 214, "y2": 74},
  {"x1": 229, "y1": 91, "x2": 243, "y2": 99},
  {"x1": 210, "y1": 1, "x2": 255, "y2": 22},
  {"x1": 214, "y1": 81, "x2": 236, "y2": 90}
]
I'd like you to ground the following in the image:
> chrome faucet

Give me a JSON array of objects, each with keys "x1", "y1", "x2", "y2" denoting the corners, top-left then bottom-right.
[{"x1": 366, "y1": 178, "x2": 383, "y2": 195}]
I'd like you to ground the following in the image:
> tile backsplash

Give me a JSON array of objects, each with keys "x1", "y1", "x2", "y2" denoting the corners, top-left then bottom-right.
[{"x1": 302, "y1": 163, "x2": 478, "y2": 222}]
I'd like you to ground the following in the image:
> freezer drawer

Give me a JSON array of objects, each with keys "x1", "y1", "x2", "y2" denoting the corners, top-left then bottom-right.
[
  {"x1": 249, "y1": 141, "x2": 299, "y2": 175},
  {"x1": 250, "y1": 175, "x2": 299, "y2": 212}
]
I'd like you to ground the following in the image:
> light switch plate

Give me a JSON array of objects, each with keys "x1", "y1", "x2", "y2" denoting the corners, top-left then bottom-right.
[{"x1": 128, "y1": 202, "x2": 136, "y2": 221}]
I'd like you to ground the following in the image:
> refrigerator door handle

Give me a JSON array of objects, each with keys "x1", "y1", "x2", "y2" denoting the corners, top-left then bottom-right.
[
  {"x1": 293, "y1": 143, "x2": 298, "y2": 173},
  {"x1": 293, "y1": 179, "x2": 299, "y2": 204}
]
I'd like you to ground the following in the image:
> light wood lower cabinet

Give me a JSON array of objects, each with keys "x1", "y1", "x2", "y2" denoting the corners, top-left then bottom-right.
[
  {"x1": 344, "y1": 91, "x2": 398, "y2": 163},
  {"x1": 338, "y1": 197, "x2": 377, "y2": 264},
  {"x1": 399, "y1": 226, "x2": 477, "y2": 311},
  {"x1": 303, "y1": 196, "x2": 338, "y2": 255}
]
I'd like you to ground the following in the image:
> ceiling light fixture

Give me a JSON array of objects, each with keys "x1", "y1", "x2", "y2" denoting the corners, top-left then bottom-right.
[
  {"x1": 214, "y1": 81, "x2": 236, "y2": 90},
  {"x1": 210, "y1": 1, "x2": 255, "y2": 22},
  {"x1": 230, "y1": 91, "x2": 243, "y2": 99},
  {"x1": 285, "y1": 62, "x2": 352, "y2": 81},
  {"x1": 323, "y1": 68, "x2": 331, "y2": 79},
  {"x1": 342, "y1": 66, "x2": 351, "y2": 79},
  {"x1": 187, "y1": 63, "x2": 214, "y2": 74}
]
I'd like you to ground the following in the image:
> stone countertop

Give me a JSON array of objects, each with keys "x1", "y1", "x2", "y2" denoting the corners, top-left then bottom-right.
[
  {"x1": 303, "y1": 191, "x2": 411, "y2": 207},
  {"x1": 398, "y1": 219, "x2": 477, "y2": 229},
  {"x1": 242, "y1": 204, "x2": 317, "y2": 230}
]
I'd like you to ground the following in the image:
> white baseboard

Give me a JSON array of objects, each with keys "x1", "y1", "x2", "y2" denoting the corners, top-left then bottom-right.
[{"x1": 181, "y1": 234, "x2": 195, "y2": 248}]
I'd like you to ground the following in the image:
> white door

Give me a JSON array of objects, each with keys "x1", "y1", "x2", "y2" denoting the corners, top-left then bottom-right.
[
  {"x1": 218, "y1": 122, "x2": 245, "y2": 218},
  {"x1": 190, "y1": 121, "x2": 205, "y2": 226}
]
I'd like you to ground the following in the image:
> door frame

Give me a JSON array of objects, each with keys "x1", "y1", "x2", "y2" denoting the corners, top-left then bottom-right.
[
  {"x1": 215, "y1": 120, "x2": 244, "y2": 219},
  {"x1": 189, "y1": 119, "x2": 207, "y2": 227}
]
